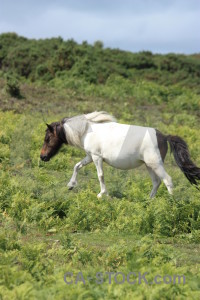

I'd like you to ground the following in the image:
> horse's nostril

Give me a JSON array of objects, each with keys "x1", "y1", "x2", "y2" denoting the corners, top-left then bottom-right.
[
  {"x1": 40, "y1": 154, "x2": 50, "y2": 162},
  {"x1": 40, "y1": 154, "x2": 47, "y2": 161}
]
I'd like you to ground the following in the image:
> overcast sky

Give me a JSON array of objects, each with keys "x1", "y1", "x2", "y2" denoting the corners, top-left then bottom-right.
[{"x1": 0, "y1": 0, "x2": 199, "y2": 54}]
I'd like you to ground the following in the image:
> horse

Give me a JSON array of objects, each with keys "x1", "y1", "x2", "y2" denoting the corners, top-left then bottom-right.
[{"x1": 40, "y1": 111, "x2": 200, "y2": 198}]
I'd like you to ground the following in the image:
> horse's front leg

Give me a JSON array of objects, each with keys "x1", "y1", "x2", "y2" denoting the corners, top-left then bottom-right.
[
  {"x1": 92, "y1": 155, "x2": 108, "y2": 198},
  {"x1": 67, "y1": 155, "x2": 92, "y2": 190}
]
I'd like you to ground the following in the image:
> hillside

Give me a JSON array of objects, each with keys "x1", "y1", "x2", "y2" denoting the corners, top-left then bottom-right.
[
  {"x1": 0, "y1": 33, "x2": 200, "y2": 299},
  {"x1": 0, "y1": 32, "x2": 200, "y2": 88}
]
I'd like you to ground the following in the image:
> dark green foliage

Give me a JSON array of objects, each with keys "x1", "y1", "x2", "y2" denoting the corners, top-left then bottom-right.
[
  {"x1": 5, "y1": 74, "x2": 21, "y2": 98},
  {"x1": 1, "y1": 33, "x2": 200, "y2": 90}
]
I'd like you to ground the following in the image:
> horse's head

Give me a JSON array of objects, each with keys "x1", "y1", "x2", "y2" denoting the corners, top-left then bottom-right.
[{"x1": 40, "y1": 122, "x2": 67, "y2": 162}]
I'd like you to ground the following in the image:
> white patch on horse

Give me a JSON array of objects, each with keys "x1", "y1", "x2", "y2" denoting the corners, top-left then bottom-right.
[
  {"x1": 140, "y1": 129, "x2": 162, "y2": 165},
  {"x1": 85, "y1": 111, "x2": 116, "y2": 123},
  {"x1": 63, "y1": 111, "x2": 115, "y2": 148}
]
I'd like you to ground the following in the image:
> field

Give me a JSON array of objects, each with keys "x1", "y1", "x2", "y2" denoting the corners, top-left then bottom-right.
[{"x1": 0, "y1": 33, "x2": 200, "y2": 299}]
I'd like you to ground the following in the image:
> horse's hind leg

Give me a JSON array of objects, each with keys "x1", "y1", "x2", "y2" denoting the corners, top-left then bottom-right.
[
  {"x1": 146, "y1": 162, "x2": 173, "y2": 195},
  {"x1": 92, "y1": 155, "x2": 108, "y2": 198},
  {"x1": 146, "y1": 166, "x2": 161, "y2": 198}
]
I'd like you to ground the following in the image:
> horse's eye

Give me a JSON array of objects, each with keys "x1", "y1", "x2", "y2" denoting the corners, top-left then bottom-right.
[{"x1": 46, "y1": 137, "x2": 50, "y2": 143}]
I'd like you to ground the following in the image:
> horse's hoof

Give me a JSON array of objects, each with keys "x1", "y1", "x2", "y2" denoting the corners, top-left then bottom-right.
[
  {"x1": 67, "y1": 181, "x2": 77, "y2": 190},
  {"x1": 97, "y1": 192, "x2": 109, "y2": 198}
]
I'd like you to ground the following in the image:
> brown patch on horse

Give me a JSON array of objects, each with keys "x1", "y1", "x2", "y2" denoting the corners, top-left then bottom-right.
[
  {"x1": 40, "y1": 148, "x2": 46, "y2": 156},
  {"x1": 156, "y1": 129, "x2": 168, "y2": 162},
  {"x1": 40, "y1": 121, "x2": 67, "y2": 161},
  {"x1": 55, "y1": 122, "x2": 68, "y2": 143}
]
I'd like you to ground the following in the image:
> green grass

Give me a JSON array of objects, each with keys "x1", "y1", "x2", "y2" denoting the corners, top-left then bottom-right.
[{"x1": 0, "y1": 48, "x2": 200, "y2": 299}]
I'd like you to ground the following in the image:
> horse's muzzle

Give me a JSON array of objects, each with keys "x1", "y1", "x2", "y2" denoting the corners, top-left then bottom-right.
[{"x1": 40, "y1": 154, "x2": 50, "y2": 162}]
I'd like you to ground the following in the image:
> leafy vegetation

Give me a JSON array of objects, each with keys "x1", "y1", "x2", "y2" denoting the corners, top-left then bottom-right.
[
  {"x1": 0, "y1": 33, "x2": 200, "y2": 89},
  {"x1": 5, "y1": 74, "x2": 21, "y2": 98},
  {"x1": 0, "y1": 33, "x2": 200, "y2": 299}
]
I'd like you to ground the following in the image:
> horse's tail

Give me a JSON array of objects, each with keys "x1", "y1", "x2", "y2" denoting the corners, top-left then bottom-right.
[{"x1": 167, "y1": 135, "x2": 200, "y2": 188}]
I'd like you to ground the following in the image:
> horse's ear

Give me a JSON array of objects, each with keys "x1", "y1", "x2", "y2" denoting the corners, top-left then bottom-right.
[{"x1": 46, "y1": 123, "x2": 54, "y2": 132}]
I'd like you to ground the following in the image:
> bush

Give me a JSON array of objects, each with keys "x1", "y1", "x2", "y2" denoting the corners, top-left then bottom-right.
[{"x1": 5, "y1": 74, "x2": 21, "y2": 98}]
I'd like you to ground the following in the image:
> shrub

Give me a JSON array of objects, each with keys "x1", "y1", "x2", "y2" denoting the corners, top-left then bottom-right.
[{"x1": 5, "y1": 74, "x2": 21, "y2": 98}]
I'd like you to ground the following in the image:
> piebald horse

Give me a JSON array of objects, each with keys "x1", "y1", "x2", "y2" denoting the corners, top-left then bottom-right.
[{"x1": 40, "y1": 111, "x2": 200, "y2": 198}]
